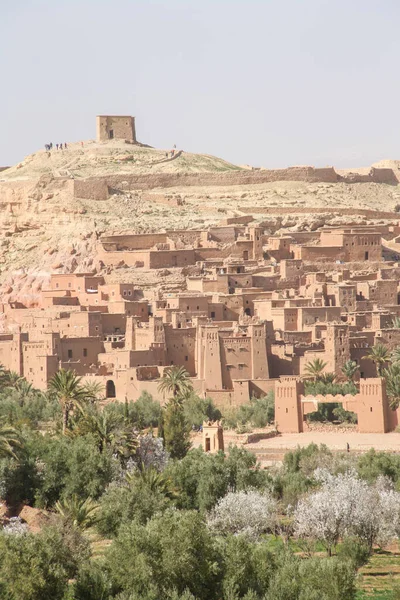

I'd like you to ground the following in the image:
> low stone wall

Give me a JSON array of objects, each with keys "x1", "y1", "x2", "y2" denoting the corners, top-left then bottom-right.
[
  {"x1": 73, "y1": 178, "x2": 109, "y2": 200},
  {"x1": 242, "y1": 206, "x2": 400, "y2": 219},
  {"x1": 69, "y1": 164, "x2": 400, "y2": 194},
  {"x1": 246, "y1": 430, "x2": 278, "y2": 444}
]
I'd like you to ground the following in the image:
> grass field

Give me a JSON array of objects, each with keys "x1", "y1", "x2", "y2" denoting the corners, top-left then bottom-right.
[{"x1": 356, "y1": 548, "x2": 400, "y2": 599}]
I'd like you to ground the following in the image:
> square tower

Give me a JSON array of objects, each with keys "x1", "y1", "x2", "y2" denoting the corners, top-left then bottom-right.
[{"x1": 96, "y1": 115, "x2": 137, "y2": 143}]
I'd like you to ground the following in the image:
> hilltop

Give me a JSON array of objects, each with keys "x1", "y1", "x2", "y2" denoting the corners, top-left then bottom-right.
[
  {"x1": 0, "y1": 140, "x2": 241, "y2": 181},
  {"x1": 0, "y1": 138, "x2": 400, "y2": 307}
]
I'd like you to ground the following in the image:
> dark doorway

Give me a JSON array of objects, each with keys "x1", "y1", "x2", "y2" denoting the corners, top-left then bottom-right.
[
  {"x1": 106, "y1": 380, "x2": 116, "y2": 398},
  {"x1": 365, "y1": 251, "x2": 369, "y2": 260},
  {"x1": 245, "y1": 308, "x2": 251, "y2": 316},
  {"x1": 109, "y1": 129, "x2": 114, "y2": 140},
  {"x1": 205, "y1": 437, "x2": 211, "y2": 452},
  {"x1": 243, "y1": 251, "x2": 249, "y2": 260}
]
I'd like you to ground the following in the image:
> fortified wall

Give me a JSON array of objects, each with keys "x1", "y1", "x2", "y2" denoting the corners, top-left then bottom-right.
[
  {"x1": 72, "y1": 165, "x2": 399, "y2": 200},
  {"x1": 275, "y1": 377, "x2": 399, "y2": 433}
]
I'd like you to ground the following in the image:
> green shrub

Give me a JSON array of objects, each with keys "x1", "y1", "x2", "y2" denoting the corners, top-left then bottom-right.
[{"x1": 337, "y1": 537, "x2": 370, "y2": 569}]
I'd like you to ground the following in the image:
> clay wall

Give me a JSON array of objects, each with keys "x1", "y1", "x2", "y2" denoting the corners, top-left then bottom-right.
[
  {"x1": 208, "y1": 226, "x2": 239, "y2": 243},
  {"x1": 325, "y1": 283, "x2": 356, "y2": 311},
  {"x1": 298, "y1": 306, "x2": 341, "y2": 328},
  {"x1": 293, "y1": 245, "x2": 346, "y2": 262},
  {"x1": 73, "y1": 179, "x2": 109, "y2": 201},
  {"x1": 60, "y1": 337, "x2": 103, "y2": 366},
  {"x1": 0, "y1": 334, "x2": 25, "y2": 374},
  {"x1": 166, "y1": 296, "x2": 210, "y2": 315},
  {"x1": 167, "y1": 229, "x2": 203, "y2": 246},
  {"x1": 283, "y1": 331, "x2": 312, "y2": 344},
  {"x1": 374, "y1": 329, "x2": 400, "y2": 351},
  {"x1": 99, "y1": 283, "x2": 135, "y2": 301},
  {"x1": 101, "y1": 313, "x2": 126, "y2": 335},
  {"x1": 220, "y1": 336, "x2": 252, "y2": 389},
  {"x1": 164, "y1": 326, "x2": 196, "y2": 375},
  {"x1": 24, "y1": 353, "x2": 58, "y2": 389},
  {"x1": 80, "y1": 166, "x2": 340, "y2": 192},
  {"x1": 107, "y1": 300, "x2": 149, "y2": 320},
  {"x1": 227, "y1": 273, "x2": 253, "y2": 290},
  {"x1": 149, "y1": 249, "x2": 196, "y2": 269},
  {"x1": 194, "y1": 248, "x2": 223, "y2": 261},
  {"x1": 53, "y1": 311, "x2": 103, "y2": 337},
  {"x1": 243, "y1": 207, "x2": 400, "y2": 219},
  {"x1": 141, "y1": 193, "x2": 183, "y2": 207},
  {"x1": 98, "y1": 249, "x2": 150, "y2": 268},
  {"x1": 280, "y1": 259, "x2": 303, "y2": 279},
  {"x1": 275, "y1": 378, "x2": 304, "y2": 433},
  {"x1": 220, "y1": 295, "x2": 244, "y2": 320},
  {"x1": 224, "y1": 216, "x2": 254, "y2": 225},
  {"x1": 49, "y1": 274, "x2": 104, "y2": 292},
  {"x1": 344, "y1": 234, "x2": 382, "y2": 262},
  {"x1": 101, "y1": 233, "x2": 168, "y2": 251}
]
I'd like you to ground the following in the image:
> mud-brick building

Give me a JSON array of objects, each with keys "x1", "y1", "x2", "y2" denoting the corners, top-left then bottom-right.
[{"x1": 96, "y1": 115, "x2": 136, "y2": 143}]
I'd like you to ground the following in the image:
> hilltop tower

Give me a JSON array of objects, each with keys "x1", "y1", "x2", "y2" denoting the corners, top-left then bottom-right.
[{"x1": 96, "y1": 115, "x2": 137, "y2": 143}]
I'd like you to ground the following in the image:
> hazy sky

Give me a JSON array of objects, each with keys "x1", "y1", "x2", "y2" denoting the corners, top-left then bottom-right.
[{"x1": 1, "y1": 0, "x2": 400, "y2": 168}]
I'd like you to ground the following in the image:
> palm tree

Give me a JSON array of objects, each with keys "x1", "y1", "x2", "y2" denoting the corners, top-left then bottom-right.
[
  {"x1": 0, "y1": 365, "x2": 10, "y2": 390},
  {"x1": 0, "y1": 420, "x2": 22, "y2": 459},
  {"x1": 48, "y1": 369, "x2": 88, "y2": 434},
  {"x1": 320, "y1": 372, "x2": 336, "y2": 385},
  {"x1": 363, "y1": 343, "x2": 391, "y2": 377},
  {"x1": 382, "y1": 364, "x2": 400, "y2": 409},
  {"x1": 158, "y1": 366, "x2": 193, "y2": 403},
  {"x1": 391, "y1": 347, "x2": 400, "y2": 365},
  {"x1": 4, "y1": 371, "x2": 24, "y2": 389},
  {"x1": 55, "y1": 495, "x2": 100, "y2": 530},
  {"x1": 126, "y1": 467, "x2": 178, "y2": 500},
  {"x1": 341, "y1": 360, "x2": 359, "y2": 382},
  {"x1": 71, "y1": 406, "x2": 123, "y2": 453},
  {"x1": 82, "y1": 381, "x2": 105, "y2": 404},
  {"x1": 304, "y1": 358, "x2": 327, "y2": 381},
  {"x1": 392, "y1": 317, "x2": 400, "y2": 329}
]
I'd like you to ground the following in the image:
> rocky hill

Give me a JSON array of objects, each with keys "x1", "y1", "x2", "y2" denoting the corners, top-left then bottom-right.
[{"x1": 1, "y1": 139, "x2": 400, "y2": 306}]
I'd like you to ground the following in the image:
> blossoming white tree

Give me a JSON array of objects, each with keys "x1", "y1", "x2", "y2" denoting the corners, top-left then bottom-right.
[
  {"x1": 207, "y1": 490, "x2": 277, "y2": 540},
  {"x1": 293, "y1": 469, "x2": 400, "y2": 555}
]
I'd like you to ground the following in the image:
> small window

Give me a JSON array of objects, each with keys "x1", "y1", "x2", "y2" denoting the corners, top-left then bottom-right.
[
  {"x1": 185, "y1": 355, "x2": 188, "y2": 361},
  {"x1": 83, "y1": 348, "x2": 88, "y2": 357},
  {"x1": 128, "y1": 291, "x2": 132, "y2": 296},
  {"x1": 211, "y1": 311, "x2": 215, "y2": 318},
  {"x1": 68, "y1": 349, "x2": 73, "y2": 359}
]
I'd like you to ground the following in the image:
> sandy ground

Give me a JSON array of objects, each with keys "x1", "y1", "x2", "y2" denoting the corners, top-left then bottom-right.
[{"x1": 249, "y1": 431, "x2": 400, "y2": 452}]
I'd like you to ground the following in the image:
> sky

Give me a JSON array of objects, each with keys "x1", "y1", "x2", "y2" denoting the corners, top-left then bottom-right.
[{"x1": 1, "y1": 0, "x2": 400, "y2": 168}]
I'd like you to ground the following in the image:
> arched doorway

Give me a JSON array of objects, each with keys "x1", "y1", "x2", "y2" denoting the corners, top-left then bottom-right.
[{"x1": 106, "y1": 380, "x2": 116, "y2": 398}]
